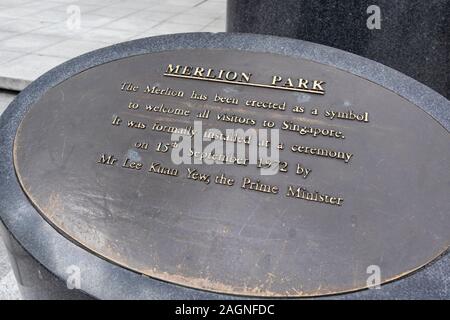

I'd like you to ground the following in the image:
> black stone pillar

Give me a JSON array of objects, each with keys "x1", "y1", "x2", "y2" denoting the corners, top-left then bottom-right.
[{"x1": 227, "y1": 0, "x2": 450, "y2": 98}]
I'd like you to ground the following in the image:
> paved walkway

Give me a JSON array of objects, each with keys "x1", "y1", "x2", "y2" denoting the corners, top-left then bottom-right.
[
  {"x1": 0, "y1": 0, "x2": 226, "y2": 300},
  {"x1": 0, "y1": 0, "x2": 226, "y2": 91}
]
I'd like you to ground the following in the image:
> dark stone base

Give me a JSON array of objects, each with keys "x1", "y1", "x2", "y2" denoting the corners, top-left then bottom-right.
[
  {"x1": 0, "y1": 33, "x2": 449, "y2": 299},
  {"x1": 0, "y1": 222, "x2": 91, "y2": 300}
]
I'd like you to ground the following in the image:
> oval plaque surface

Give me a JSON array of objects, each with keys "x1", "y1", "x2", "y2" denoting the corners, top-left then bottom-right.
[{"x1": 13, "y1": 49, "x2": 450, "y2": 297}]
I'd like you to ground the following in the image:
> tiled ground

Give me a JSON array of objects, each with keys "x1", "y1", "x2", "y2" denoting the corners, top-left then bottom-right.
[
  {"x1": 0, "y1": 0, "x2": 227, "y2": 300},
  {"x1": 0, "y1": 0, "x2": 227, "y2": 90}
]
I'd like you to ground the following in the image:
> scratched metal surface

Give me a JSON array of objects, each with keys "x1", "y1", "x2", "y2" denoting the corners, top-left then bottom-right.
[{"x1": 12, "y1": 49, "x2": 450, "y2": 297}]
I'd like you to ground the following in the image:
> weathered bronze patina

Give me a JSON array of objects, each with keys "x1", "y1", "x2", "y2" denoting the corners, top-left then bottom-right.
[{"x1": 13, "y1": 49, "x2": 450, "y2": 297}]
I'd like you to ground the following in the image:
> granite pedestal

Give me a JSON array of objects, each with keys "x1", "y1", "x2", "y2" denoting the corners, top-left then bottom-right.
[{"x1": 0, "y1": 33, "x2": 449, "y2": 299}]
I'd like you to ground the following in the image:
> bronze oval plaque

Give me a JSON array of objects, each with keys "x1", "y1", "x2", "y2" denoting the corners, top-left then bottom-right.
[{"x1": 13, "y1": 49, "x2": 450, "y2": 297}]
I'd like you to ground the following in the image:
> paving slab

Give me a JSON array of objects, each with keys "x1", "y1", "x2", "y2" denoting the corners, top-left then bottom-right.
[
  {"x1": 0, "y1": 54, "x2": 66, "y2": 90},
  {"x1": 0, "y1": 89, "x2": 16, "y2": 115},
  {"x1": 36, "y1": 39, "x2": 109, "y2": 58}
]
